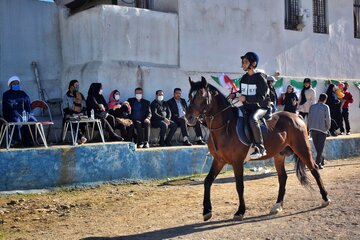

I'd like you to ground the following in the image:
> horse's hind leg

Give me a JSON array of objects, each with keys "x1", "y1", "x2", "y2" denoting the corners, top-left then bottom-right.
[
  {"x1": 203, "y1": 158, "x2": 225, "y2": 221},
  {"x1": 270, "y1": 154, "x2": 287, "y2": 214},
  {"x1": 291, "y1": 138, "x2": 330, "y2": 206}
]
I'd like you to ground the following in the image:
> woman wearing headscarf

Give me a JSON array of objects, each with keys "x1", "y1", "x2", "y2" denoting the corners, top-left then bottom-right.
[
  {"x1": 108, "y1": 90, "x2": 134, "y2": 141},
  {"x1": 62, "y1": 79, "x2": 87, "y2": 144},
  {"x1": 86, "y1": 83, "x2": 123, "y2": 141},
  {"x1": 282, "y1": 85, "x2": 298, "y2": 113},
  {"x1": 325, "y1": 84, "x2": 342, "y2": 136}
]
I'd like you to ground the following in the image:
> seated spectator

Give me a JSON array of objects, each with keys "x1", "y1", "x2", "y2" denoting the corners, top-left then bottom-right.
[
  {"x1": 127, "y1": 87, "x2": 151, "y2": 148},
  {"x1": 282, "y1": 85, "x2": 298, "y2": 113},
  {"x1": 108, "y1": 90, "x2": 134, "y2": 141},
  {"x1": 167, "y1": 88, "x2": 206, "y2": 146},
  {"x1": 62, "y1": 80, "x2": 87, "y2": 144},
  {"x1": 86, "y1": 83, "x2": 123, "y2": 141},
  {"x1": 2, "y1": 76, "x2": 37, "y2": 146},
  {"x1": 151, "y1": 90, "x2": 177, "y2": 147}
]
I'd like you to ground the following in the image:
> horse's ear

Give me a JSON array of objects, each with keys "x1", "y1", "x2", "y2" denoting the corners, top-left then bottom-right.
[
  {"x1": 201, "y1": 76, "x2": 208, "y2": 87},
  {"x1": 188, "y1": 77, "x2": 193, "y2": 86}
]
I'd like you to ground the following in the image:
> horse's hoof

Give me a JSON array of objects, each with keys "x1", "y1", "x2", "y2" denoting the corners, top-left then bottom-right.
[
  {"x1": 203, "y1": 212, "x2": 212, "y2": 221},
  {"x1": 233, "y1": 214, "x2": 244, "y2": 221},
  {"x1": 270, "y1": 202, "x2": 283, "y2": 215},
  {"x1": 321, "y1": 199, "x2": 331, "y2": 207}
]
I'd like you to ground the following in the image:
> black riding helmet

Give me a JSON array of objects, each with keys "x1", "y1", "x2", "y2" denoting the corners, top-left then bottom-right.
[{"x1": 241, "y1": 52, "x2": 259, "y2": 68}]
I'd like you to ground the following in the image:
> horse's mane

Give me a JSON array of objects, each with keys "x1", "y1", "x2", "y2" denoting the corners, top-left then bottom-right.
[{"x1": 189, "y1": 81, "x2": 231, "y2": 109}]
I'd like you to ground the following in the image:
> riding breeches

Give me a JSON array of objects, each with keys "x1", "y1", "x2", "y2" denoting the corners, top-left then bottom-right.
[{"x1": 249, "y1": 108, "x2": 268, "y2": 147}]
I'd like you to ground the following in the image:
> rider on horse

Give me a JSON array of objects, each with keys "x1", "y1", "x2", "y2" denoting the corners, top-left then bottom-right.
[{"x1": 230, "y1": 52, "x2": 271, "y2": 159}]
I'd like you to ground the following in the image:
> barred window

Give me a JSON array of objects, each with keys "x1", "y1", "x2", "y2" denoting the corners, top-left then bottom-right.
[
  {"x1": 313, "y1": 0, "x2": 328, "y2": 34},
  {"x1": 355, "y1": 0, "x2": 360, "y2": 38},
  {"x1": 285, "y1": 0, "x2": 301, "y2": 31}
]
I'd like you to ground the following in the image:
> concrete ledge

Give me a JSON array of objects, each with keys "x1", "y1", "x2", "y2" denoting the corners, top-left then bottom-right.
[{"x1": 0, "y1": 134, "x2": 359, "y2": 191}]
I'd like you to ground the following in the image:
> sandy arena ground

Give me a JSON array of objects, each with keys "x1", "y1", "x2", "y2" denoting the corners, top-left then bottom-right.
[{"x1": 0, "y1": 158, "x2": 359, "y2": 240}]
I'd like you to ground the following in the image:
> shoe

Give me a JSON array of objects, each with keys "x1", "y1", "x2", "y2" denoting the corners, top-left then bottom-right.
[
  {"x1": 183, "y1": 140, "x2": 192, "y2": 146},
  {"x1": 196, "y1": 139, "x2": 206, "y2": 145},
  {"x1": 330, "y1": 132, "x2": 338, "y2": 137},
  {"x1": 346, "y1": 132, "x2": 351, "y2": 135},
  {"x1": 339, "y1": 132, "x2": 344, "y2": 135},
  {"x1": 143, "y1": 142, "x2": 149, "y2": 148},
  {"x1": 79, "y1": 136, "x2": 87, "y2": 144},
  {"x1": 249, "y1": 147, "x2": 266, "y2": 160},
  {"x1": 318, "y1": 164, "x2": 324, "y2": 169},
  {"x1": 137, "y1": 143, "x2": 144, "y2": 148}
]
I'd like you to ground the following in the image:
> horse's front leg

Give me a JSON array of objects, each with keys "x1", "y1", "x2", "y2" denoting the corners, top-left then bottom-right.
[
  {"x1": 203, "y1": 158, "x2": 225, "y2": 221},
  {"x1": 233, "y1": 163, "x2": 245, "y2": 220}
]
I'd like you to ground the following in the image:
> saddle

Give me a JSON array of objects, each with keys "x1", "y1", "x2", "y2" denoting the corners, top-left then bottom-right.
[{"x1": 235, "y1": 106, "x2": 274, "y2": 146}]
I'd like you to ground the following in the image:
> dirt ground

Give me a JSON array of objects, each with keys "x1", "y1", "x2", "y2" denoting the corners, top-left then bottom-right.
[{"x1": 0, "y1": 158, "x2": 359, "y2": 240}]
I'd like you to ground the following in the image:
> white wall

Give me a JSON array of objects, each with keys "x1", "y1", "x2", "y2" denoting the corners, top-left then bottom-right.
[{"x1": 0, "y1": 0, "x2": 62, "y2": 114}]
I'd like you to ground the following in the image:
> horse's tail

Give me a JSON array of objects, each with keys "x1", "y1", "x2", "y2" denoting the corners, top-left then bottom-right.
[{"x1": 293, "y1": 154, "x2": 312, "y2": 190}]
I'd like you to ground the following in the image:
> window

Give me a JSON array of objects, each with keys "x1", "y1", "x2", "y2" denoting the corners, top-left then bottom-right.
[
  {"x1": 285, "y1": 0, "x2": 302, "y2": 31},
  {"x1": 313, "y1": 0, "x2": 328, "y2": 34},
  {"x1": 355, "y1": 0, "x2": 360, "y2": 38}
]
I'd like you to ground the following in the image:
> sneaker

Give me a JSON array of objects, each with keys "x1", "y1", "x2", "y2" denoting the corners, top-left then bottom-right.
[
  {"x1": 196, "y1": 139, "x2": 206, "y2": 145},
  {"x1": 137, "y1": 143, "x2": 144, "y2": 148},
  {"x1": 339, "y1": 132, "x2": 345, "y2": 135},
  {"x1": 79, "y1": 136, "x2": 87, "y2": 144},
  {"x1": 330, "y1": 132, "x2": 338, "y2": 137},
  {"x1": 249, "y1": 147, "x2": 265, "y2": 160},
  {"x1": 183, "y1": 140, "x2": 192, "y2": 146},
  {"x1": 143, "y1": 142, "x2": 149, "y2": 148},
  {"x1": 318, "y1": 164, "x2": 324, "y2": 169},
  {"x1": 346, "y1": 132, "x2": 351, "y2": 135}
]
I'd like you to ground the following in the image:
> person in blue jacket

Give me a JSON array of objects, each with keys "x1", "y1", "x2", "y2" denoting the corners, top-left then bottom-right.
[{"x1": 2, "y1": 76, "x2": 36, "y2": 146}]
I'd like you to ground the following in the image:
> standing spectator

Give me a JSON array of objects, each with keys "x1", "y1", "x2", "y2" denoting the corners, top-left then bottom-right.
[
  {"x1": 86, "y1": 83, "x2": 123, "y2": 141},
  {"x1": 62, "y1": 80, "x2": 87, "y2": 144},
  {"x1": 167, "y1": 88, "x2": 206, "y2": 146},
  {"x1": 298, "y1": 78, "x2": 316, "y2": 122},
  {"x1": 308, "y1": 93, "x2": 331, "y2": 169},
  {"x1": 267, "y1": 76, "x2": 278, "y2": 113},
  {"x1": 108, "y1": 90, "x2": 134, "y2": 141},
  {"x1": 151, "y1": 90, "x2": 177, "y2": 147},
  {"x1": 2, "y1": 76, "x2": 37, "y2": 146},
  {"x1": 282, "y1": 85, "x2": 298, "y2": 113},
  {"x1": 325, "y1": 84, "x2": 342, "y2": 136},
  {"x1": 339, "y1": 82, "x2": 353, "y2": 135},
  {"x1": 127, "y1": 87, "x2": 151, "y2": 148}
]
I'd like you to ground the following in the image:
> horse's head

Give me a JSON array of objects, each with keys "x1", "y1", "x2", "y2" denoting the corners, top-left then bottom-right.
[{"x1": 186, "y1": 76, "x2": 217, "y2": 126}]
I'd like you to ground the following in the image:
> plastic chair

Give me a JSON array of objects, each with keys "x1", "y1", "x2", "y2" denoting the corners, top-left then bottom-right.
[{"x1": 31, "y1": 99, "x2": 57, "y2": 143}]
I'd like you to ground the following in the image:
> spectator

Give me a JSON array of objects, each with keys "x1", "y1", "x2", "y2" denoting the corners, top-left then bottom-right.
[
  {"x1": 267, "y1": 76, "x2": 278, "y2": 113},
  {"x1": 282, "y1": 85, "x2": 298, "y2": 113},
  {"x1": 127, "y1": 87, "x2": 151, "y2": 148},
  {"x1": 2, "y1": 76, "x2": 37, "y2": 146},
  {"x1": 62, "y1": 79, "x2": 87, "y2": 144},
  {"x1": 86, "y1": 83, "x2": 123, "y2": 141},
  {"x1": 325, "y1": 84, "x2": 342, "y2": 136},
  {"x1": 298, "y1": 78, "x2": 316, "y2": 123},
  {"x1": 308, "y1": 93, "x2": 331, "y2": 169},
  {"x1": 151, "y1": 90, "x2": 177, "y2": 147},
  {"x1": 167, "y1": 88, "x2": 206, "y2": 146},
  {"x1": 108, "y1": 90, "x2": 134, "y2": 141},
  {"x1": 339, "y1": 82, "x2": 353, "y2": 135}
]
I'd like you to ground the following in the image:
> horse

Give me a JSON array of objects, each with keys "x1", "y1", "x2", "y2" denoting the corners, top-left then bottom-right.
[{"x1": 186, "y1": 76, "x2": 330, "y2": 221}]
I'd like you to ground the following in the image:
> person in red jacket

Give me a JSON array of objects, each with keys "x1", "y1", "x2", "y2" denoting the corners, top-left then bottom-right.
[{"x1": 339, "y1": 82, "x2": 353, "y2": 135}]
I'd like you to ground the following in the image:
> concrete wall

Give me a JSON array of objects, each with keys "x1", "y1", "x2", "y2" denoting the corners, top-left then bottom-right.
[
  {"x1": 0, "y1": 0, "x2": 62, "y2": 114},
  {"x1": 0, "y1": 143, "x2": 210, "y2": 191}
]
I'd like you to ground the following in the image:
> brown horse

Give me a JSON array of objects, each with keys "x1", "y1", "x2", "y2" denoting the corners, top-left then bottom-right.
[{"x1": 186, "y1": 77, "x2": 330, "y2": 221}]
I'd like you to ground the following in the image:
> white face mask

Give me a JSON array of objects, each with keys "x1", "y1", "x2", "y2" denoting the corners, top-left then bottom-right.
[
  {"x1": 99, "y1": 89, "x2": 103, "y2": 95},
  {"x1": 114, "y1": 94, "x2": 120, "y2": 100},
  {"x1": 157, "y1": 96, "x2": 164, "y2": 101},
  {"x1": 135, "y1": 94, "x2": 142, "y2": 100}
]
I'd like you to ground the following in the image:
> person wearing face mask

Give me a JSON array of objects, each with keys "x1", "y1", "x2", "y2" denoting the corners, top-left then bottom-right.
[
  {"x1": 62, "y1": 80, "x2": 87, "y2": 144},
  {"x1": 108, "y1": 90, "x2": 134, "y2": 141},
  {"x1": 127, "y1": 87, "x2": 151, "y2": 148},
  {"x1": 2, "y1": 75, "x2": 37, "y2": 146},
  {"x1": 150, "y1": 90, "x2": 177, "y2": 147},
  {"x1": 86, "y1": 83, "x2": 123, "y2": 142}
]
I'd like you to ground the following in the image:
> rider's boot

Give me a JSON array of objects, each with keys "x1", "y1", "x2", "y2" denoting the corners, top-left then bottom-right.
[{"x1": 249, "y1": 144, "x2": 266, "y2": 159}]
